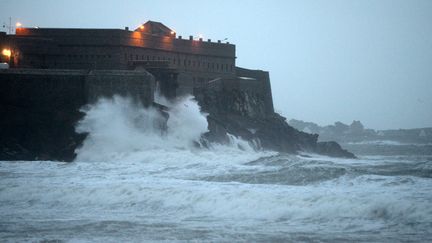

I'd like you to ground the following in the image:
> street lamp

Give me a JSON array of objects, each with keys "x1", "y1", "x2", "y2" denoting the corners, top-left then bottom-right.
[
  {"x1": 2, "y1": 49, "x2": 11, "y2": 57},
  {"x1": 1, "y1": 48, "x2": 12, "y2": 66}
]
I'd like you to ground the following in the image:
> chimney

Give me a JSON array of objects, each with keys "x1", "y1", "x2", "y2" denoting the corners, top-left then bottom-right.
[
  {"x1": 178, "y1": 35, "x2": 182, "y2": 39},
  {"x1": 125, "y1": 27, "x2": 129, "y2": 31},
  {"x1": 207, "y1": 39, "x2": 211, "y2": 42},
  {"x1": 189, "y1": 35, "x2": 193, "y2": 40}
]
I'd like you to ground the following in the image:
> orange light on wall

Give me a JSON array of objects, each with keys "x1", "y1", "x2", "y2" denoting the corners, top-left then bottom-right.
[
  {"x1": 16, "y1": 22, "x2": 22, "y2": 27},
  {"x1": 2, "y1": 49, "x2": 11, "y2": 57}
]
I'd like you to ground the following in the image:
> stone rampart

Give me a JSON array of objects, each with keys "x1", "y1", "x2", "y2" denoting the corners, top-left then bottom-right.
[{"x1": 0, "y1": 68, "x2": 154, "y2": 161}]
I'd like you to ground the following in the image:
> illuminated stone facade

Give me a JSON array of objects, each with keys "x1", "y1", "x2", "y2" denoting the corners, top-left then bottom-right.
[{"x1": 0, "y1": 21, "x2": 272, "y2": 113}]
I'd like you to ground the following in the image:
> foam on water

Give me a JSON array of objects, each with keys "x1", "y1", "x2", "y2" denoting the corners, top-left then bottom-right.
[
  {"x1": 74, "y1": 95, "x2": 267, "y2": 164},
  {"x1": 75, "y1": 95, "x2": 204, "y2": 162},
  {"x1": 1, "y1": 96, "x2": 431, "y2": 242}
]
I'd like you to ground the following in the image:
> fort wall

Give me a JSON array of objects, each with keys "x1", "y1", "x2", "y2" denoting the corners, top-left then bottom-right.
[
  {"x1": 194, "y1": 68, "x2": 275, "y2": 119},
  {"x1": 13, "y1": 28, "x2": 235, "y2": 74},
  {"x1": 0, "y1": 69, "x2": 154, "y2": 161},
  {"x1": 85, "y1": 69, "x2": 155, "y2": 105}
]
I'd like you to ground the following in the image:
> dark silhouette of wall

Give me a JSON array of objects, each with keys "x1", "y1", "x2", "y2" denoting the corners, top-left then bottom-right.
[{"x1": 0, "y1": 69, "x2": 154, "y2": 161}]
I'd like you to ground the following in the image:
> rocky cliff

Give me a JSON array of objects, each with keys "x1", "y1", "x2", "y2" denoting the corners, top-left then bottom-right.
[{"x1": 194, "y1": 72, "x2": 355, "y2": 158}]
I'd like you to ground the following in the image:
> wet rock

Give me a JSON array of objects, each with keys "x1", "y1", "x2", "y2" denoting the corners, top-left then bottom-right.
[
  {"x1": 195, "y1": 84, "x2": 356, "y2": 158},
  {"x1": 316, "y1": 141, "x2": 356, "y2": 158}
]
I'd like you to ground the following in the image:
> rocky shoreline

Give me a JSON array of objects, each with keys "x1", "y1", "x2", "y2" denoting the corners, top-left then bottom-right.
[
  {"x1": 0, "y1": 69, "x2": 355, "y2": 161},
  {"x1": 196, "y1": 84, "x2": 355, "y2": 159}
]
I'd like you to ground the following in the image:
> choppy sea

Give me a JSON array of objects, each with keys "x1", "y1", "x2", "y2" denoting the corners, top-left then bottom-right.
[{"x1": 1, "y1": 96, "x2": 431, "y2": 242}]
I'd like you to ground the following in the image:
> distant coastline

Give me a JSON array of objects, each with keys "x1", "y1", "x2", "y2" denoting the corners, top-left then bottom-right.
[{"x1": 289, "y1": 119, "x2": 432, "y2": 145}]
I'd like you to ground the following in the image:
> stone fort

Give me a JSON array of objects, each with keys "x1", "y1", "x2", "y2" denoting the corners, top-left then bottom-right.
[
  {"x1": 0, "y1": 20, "x2": 356, "y2": 161},
  {"x1": 0, "y1": 20, "x2": 274, "y2": 116}
]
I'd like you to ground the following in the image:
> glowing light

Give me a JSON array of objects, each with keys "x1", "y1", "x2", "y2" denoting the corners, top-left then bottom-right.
[
  {"x1": 139, "y1": 25, "x2": 145, "y2": 30},
  {"x1": 170, "y1": 31, "x2": 175, "y2": 35},
  {"x1": 15, "y1": 22, "x2": 22, "y2": 27},
  {"x1": 2, "y1": 49, "x2": 11, "y2": 57}
]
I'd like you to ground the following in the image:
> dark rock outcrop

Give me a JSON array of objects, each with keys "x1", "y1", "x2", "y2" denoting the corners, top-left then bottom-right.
[
  {"x1": 195, "y1": 81, "x2": 356, "y2": 158},
  {"x1": 203, "y1": 113, "x2": 355, "y2": 158},
  {"x1": 316, "y1": 141, "x2": 355, "y2": 158}
]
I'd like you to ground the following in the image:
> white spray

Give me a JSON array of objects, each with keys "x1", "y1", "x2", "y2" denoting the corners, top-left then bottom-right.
[{"x1": 74, "y1": 94, "x2": 260, "y2": 162}]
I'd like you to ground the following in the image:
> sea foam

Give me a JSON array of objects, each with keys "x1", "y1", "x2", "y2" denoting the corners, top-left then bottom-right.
[{"x1": 74, "y1": 95, "x2": 268, "y2": 163}]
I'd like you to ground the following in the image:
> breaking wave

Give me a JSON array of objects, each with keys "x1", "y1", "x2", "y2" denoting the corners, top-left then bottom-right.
[
  {"x1": 74, "y1": 95, "x2": 270, "y2": 164},
  {"x1": 1, "y1": 95, "x2": 431, "y2": 242}
]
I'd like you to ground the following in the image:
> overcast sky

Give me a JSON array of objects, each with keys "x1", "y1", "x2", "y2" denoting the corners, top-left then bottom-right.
[{"x1": 2, "y1": 0, "x2": 431, "y2": 129}]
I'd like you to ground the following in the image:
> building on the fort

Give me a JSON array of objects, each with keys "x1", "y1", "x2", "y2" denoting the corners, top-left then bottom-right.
[{"x1": 0, "y1": 20, "x2": 273, "y2": 114}]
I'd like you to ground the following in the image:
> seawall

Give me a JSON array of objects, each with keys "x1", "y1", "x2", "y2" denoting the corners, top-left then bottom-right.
[{"x1": 0, "y1": 69, "x2": 154, "y2": 161}]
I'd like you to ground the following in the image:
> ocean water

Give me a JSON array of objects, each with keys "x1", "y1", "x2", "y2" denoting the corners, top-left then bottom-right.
[{"x1": 1, "y1": 96, "x2": 431, "y2": 242}]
